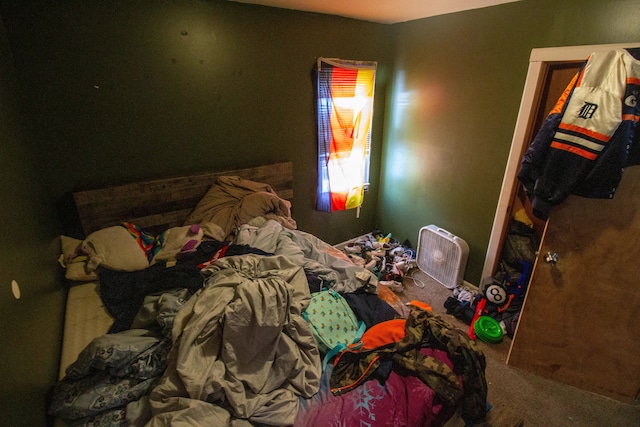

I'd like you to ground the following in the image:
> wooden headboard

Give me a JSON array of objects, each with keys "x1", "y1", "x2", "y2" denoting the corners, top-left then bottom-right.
[{"x1": 71, "y1": 161, "x2": 293, "y2": 237}]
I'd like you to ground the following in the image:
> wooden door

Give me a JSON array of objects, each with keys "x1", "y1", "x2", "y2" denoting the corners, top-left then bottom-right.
[
  {"x1": 483, "y1": 43, "x2": 640, "y2": 404},
  {"x1": 507, "y1": 167, "x2": 640, "y2": 403},
  {"x1": 504, "y1": 49, "x2": 640, "y2": 403}
]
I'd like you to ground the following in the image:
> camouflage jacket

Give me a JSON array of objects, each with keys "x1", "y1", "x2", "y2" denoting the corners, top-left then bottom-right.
[{"x1": 330, "y1": 307, "x2": 488, "y2": 423}]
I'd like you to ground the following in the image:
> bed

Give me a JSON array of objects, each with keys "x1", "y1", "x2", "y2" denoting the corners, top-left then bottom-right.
[{"x1": 48, "y1": 161, "x2": 488, "y2": 427}]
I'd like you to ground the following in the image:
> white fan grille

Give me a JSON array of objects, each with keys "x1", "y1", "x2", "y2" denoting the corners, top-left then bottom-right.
[{"x1": 416, "y1": 225, "x2": 469, "y2": 289}]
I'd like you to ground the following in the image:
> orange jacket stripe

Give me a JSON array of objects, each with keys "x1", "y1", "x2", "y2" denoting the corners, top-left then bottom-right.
[
  {"x1": 558, "y1": 122, "x2": 610, "y2": 143},
  {"x1": 550, "y1": 141, "x2": 599, "y2": 160}
]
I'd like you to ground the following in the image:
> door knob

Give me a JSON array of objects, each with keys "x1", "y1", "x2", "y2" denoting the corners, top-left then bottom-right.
[{"x1": 544, "y1": 251, "x2": 558, "y2": 266}]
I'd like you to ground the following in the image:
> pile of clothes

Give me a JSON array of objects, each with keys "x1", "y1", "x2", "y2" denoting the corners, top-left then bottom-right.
[
  {"x1": 444, "y1": 219, "x2": 539, "y2": 339},
  {"x1": 340, "y1": 231, "x2": 416, "y2": 293}
]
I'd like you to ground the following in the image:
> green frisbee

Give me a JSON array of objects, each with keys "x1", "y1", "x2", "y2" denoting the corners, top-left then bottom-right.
[{"x1": 474, "y1": 316, "x2": 504, "y2": 344}]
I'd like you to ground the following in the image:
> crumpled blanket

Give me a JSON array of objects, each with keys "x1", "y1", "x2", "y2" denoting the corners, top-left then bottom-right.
[
  {"x1": 184, "y1": 176, "x2": 297, "y2": 238},
  {"x1": 98, "y1": 241, "x2": 270, "y2": 333},
  {"x1": 235, "y1": 217, "x2": 378, "y2": 293},
  {"x1": 144, "y1": 254, "x2": 322, "y2": 427},
  {"x1": 100, "y1": 263, "x2": 205, "y2": 333},
  {"x1": 48, "y1": 290, "x2": 188, "y2": 425}
]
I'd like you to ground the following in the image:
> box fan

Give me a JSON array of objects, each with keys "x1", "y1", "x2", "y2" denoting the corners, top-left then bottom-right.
[{"x1": 416, "y1": 225, "x2": 469, "y2": 289}]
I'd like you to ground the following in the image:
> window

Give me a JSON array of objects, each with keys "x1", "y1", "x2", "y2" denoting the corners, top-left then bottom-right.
[{"x1": 315, "y1": 58, "x2": 377, "y2": 212}]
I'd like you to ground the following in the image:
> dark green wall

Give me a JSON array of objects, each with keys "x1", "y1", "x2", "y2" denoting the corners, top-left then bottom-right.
[
  {"x1": 1, "y1": 0, "x2": 392, "y2": 243},
  {"x1": 0, "y1": 16, "x2": 64, "y2": 426},
  {"x1": 0, "y1": 1, "x2": 391, "y2": 425},
  {"x1": 379, "y1": 0, "x2": 640, "y2": 284}
]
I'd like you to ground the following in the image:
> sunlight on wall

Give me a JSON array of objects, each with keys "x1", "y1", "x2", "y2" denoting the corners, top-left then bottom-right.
[
  {"x1": 386, "y1": 68, "x2": 448, "y2": 183},
  {"x1": 390, "y1": 70, "x2": 414, "y2": 131},
  {"x1": 387, "y1": 68, "x2": 423, "y2": 181}
]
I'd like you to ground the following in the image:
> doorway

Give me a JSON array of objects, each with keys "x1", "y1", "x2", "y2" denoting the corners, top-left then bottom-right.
[{"x1": 481, "y1": 42, "x2": 640, "y2": 403}]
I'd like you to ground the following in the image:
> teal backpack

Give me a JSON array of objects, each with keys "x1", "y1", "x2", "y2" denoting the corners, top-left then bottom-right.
[{"x1": 303, "y1": 289, "x2": 366, "y2": 369}]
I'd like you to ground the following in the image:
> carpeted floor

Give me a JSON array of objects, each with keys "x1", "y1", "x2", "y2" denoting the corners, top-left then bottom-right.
[{"x1": 393, "y1": 268, "x2": 640, "y2": 427}]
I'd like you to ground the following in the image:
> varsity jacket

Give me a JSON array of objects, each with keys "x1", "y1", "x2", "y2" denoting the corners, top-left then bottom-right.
[{"x1": 518, "y1": 48, "x2": 640, "y2": 220}]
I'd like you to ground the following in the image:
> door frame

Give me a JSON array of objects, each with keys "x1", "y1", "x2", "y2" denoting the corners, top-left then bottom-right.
[{"x1": 481, "y1": 42, "x2": 640, "y2": 281}]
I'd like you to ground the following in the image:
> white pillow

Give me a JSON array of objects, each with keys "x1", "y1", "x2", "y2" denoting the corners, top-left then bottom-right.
[
  {"x1": 60, "y1": 235, "x2": 99, "y2": 282},
  {"x1": 80, "y1": 226, "x2": 150, "y2": 272}
]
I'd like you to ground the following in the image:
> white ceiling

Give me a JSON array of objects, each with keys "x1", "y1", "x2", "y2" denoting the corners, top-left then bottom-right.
[{"x1": 227, "y1": 0, "x2": 521, "y2": 24}]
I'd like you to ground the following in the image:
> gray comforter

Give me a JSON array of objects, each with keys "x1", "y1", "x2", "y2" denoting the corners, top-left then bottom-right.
[
  {"x1": 144, "y1": 254, "x2": 322, "y2": 426},
  {"x1": 235, "y1": 217, "x2": 378, "y2": 293},
  {"x1": 51, "y1": 255, "x2": 322, "y2": 426},
  {"x1": 48, "y1": 290, "x2": 188, "y2": 425}
]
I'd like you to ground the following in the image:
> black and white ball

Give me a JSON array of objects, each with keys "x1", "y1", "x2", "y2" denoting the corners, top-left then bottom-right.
[{"x1": 486, "y1": 285, "x2": 507, "y2": 304}]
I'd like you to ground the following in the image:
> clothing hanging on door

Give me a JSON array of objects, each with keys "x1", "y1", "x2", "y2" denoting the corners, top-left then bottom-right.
[{"x1": 518, "y1": 48, "x2": 640, "y2": 220}]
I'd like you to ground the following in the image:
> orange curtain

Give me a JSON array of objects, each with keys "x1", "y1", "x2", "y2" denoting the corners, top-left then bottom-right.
[{"x1": 316, "y1": 58, "x2": 376, "y2": 212}]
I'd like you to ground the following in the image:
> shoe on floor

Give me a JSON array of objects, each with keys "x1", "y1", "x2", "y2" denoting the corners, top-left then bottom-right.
[{"x1": 379, "y1": 280, "x2": 403, "y2": 293}]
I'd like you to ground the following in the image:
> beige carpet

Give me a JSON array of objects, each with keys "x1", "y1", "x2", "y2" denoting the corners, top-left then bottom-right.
[{"x1": 393, "y1": 269, "x2": 640, "y2": 427}]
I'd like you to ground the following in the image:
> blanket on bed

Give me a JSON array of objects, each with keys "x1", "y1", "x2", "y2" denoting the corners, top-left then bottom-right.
[
  {"x1": 50, "y1": 254, "x2": 323, "y2": 427},
  {"x1": 97, "y1": 214, "x2": 377, "y2": 336},
  {"x1": 235, "y1": 218, "x2": 378, "y2": 293},
  {"x1": 48, "y1": 289, "x2": 188, "y2": 424},
  {"x1": 99, "y1": 242, "x2": 271, "y2": 333},
  {"x1": 143, "y1": 255, "x2": 322, "y2": 426},
  {"x1": 184, "y1": 176, "x2": 297, "y2": 238}
]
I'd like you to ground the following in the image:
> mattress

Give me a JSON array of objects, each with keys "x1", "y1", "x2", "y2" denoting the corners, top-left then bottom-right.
[{"x1": 58, "y1": 281, "x2": 113, "y2": 379}]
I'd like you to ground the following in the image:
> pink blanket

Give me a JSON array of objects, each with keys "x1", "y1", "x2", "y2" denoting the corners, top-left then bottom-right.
[{"x1": 295, "y1": 348, "x2": 459, "y2": 427}]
